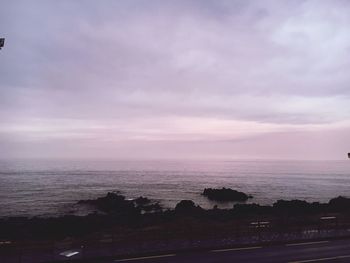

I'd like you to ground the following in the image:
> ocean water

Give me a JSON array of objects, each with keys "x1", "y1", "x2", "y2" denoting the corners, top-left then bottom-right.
[{"x1": 0, "y1": 159, "x2": 350, "y2": 218}]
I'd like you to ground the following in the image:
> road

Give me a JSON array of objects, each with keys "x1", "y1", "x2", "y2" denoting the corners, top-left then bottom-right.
[{"x1": 110, "y1": 239, "x2": 350, "y2": 263}]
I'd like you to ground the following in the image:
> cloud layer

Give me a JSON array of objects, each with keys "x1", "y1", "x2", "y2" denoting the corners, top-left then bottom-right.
[{"x1": 1, "y1": 0, "x2": 350, "y2": 159}]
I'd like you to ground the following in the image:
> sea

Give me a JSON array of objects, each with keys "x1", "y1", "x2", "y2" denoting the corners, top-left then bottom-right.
[{"x1": 0, "y1": 159, "x2": 350, "y2": 218}]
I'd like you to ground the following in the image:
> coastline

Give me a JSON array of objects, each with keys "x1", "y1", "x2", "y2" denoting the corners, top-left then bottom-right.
[
  {"x1": 1, "y1": 191, "x2": 350, "y2": 239},
  {"x1": 1, "y1": 159, "x2": 350, "y2": 218},
  {"x1": 2, "y1": 192, "x2": 350, "y2": 262}
]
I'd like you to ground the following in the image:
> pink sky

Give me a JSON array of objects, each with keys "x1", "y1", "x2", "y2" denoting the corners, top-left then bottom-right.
[{"x1": 0, "y1": 0, "x2": 350, "y2": 160}]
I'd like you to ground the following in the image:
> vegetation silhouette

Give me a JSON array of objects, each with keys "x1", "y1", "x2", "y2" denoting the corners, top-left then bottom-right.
[{"x1": 1, "y1": 191, "x2": 350, "y2": 241}]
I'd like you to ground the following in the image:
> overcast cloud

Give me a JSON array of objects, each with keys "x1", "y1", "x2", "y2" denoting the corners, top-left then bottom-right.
[{"x1": 0, "y1": 0, "x2": 349, "y2": 159}]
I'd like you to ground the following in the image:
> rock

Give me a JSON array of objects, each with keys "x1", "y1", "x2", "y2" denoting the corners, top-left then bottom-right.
[
  {"x1": 78, "y1": 192, "x2": 138, "y2": 214},
  {"x1": 141, "y1": 203, "x2": 162, "y2": 212},
  {"x1": 175, "y1": 200, "x2": 196, "y2": 211},
  {"x1": 202, "y1": 188, "x2": 252, "y2": 202},
  {"x1": 134, "y1": 196, "x2": 151, "y2": 206},
  {"x1": 175, "y1": 200, "x2": 202, "y2": 213}
]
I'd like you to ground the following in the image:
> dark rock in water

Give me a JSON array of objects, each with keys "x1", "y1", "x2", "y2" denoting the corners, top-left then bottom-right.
[
  {"x1": 134, "y1": 196, "x2": 151, "y2": 206},
  {"x1": 141, "y1": 202, "x2": 162, "y2": 212},
  {"x1": 78, "y1": 192, "x2": 138, "y2": 215},
  {"x1": 175, "y1": 200, "x2": 202, "y2": 213},
  {"x1": 78, "y1": 193, "x2": 163, "y2": 214},
  {"x1": 134, "y1": 196, "x2": 162, "y2": 212},
  {"x1": 202, "y1": 187, "x2": 252, "y2": 201},
  {"x1": 175, "y1": 200, "x2": 195, "y2": 210}
]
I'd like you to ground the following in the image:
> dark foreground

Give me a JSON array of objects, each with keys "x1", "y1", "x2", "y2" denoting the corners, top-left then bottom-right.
[
  {"x1": 3, "y1": 233, "x2": 350, "y2": 263},
  {"x1": 2, "y1": 192, "x2": 350, "y2": 262},
  {"x1": 108, "y1": 238, "x2": 350, "y2": 263}
]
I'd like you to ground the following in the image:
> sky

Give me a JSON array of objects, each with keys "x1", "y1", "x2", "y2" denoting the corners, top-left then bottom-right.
[{"x1": 0, "y1": 0, "x2": 350, "y2": 160}]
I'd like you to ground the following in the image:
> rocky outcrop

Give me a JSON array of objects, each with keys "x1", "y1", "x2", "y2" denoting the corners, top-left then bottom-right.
[
  {"x1": 78, "y1": 192, "x2": 162, "y2": 214},
  {"x1": 78, "y1": 192, "x2": 137, "y2": 214},
  {"x1": 202, "y1": 188, "x2": 252, "y2": 201},
  {"x1": 175, "y1": 200, "x2": 202, "y2": 214}
]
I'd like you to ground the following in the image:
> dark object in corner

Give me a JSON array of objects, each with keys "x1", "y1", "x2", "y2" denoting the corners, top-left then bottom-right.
[
  {"x1": 202, "y1": 187, "x2": 252, "y2": 202},
  {"x1": 0, "y1": 38, "x2": 4, "y2": 49}
]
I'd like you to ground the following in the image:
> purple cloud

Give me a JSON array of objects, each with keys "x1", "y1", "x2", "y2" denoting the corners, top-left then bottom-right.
[{"x1": 1, "y1": 0, "x2": 350, "y2": 159}]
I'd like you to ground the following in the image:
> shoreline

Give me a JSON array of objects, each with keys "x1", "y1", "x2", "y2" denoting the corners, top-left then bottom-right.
[
  {"x1": 1, "y1": 191, "x2": 350, "y2": 239},
  {"x1": 1, "y1": 159, "x2": 349, "y2": 218}
]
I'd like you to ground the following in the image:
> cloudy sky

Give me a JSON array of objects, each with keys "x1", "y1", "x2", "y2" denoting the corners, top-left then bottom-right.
[{"x1": 0, "y1": 0, "x2": 349, "y2": 160}]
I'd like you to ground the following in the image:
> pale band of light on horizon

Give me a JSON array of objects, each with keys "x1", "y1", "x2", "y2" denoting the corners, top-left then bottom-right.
[{"x1": 0, "y1": 0, "x2": 349, "y2": 160}]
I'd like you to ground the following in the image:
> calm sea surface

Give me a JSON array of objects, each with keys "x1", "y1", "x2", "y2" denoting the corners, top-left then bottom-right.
[{"x1": 0, "y1": 159, "x2": 350, "y2": 218}]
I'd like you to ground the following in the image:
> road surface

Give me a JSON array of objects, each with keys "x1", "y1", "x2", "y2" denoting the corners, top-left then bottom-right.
[{"x1": 110, "y1": 239, "x2": 350, "y2": 263}]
